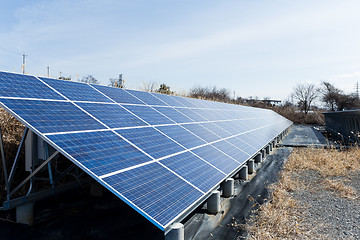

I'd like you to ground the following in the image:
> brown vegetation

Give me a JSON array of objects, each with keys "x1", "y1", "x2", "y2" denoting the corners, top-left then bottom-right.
[
  {"x1": 243, "y1": 147, "x2": 360, "y2": 239},
  {"x1": 0, "y1": 107, "x2": 25, "y2": 201},
  {"x1": 274, "y1": 107, "x2": 325, "y2": 125}
]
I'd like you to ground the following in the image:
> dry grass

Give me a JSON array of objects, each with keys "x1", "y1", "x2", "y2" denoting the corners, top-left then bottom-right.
[
  {"x1": 274, "y1": 108, "x2": 325, "y2": 125},
  {"x1": 243, "y1": 147, "x2": 360, "y2": 239},
  {"x1": 243, "y1": 171, "x2": 309, "y2": 240},
  {"x1": 0, "y1": 107, "x2": 25, "y2": 201},
  {"x1": 322, "y1": 179, "x2": 357, "y2": 199},
  {"x1": 287, "y1": 147, "x2": 360, "y2": 177}
]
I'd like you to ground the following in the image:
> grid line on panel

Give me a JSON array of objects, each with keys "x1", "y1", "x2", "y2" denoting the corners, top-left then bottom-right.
[
  {"x1": 38, "y1": 76, "x2": 160, "y2": 161},
  {"x1": 125, "y1": 89, "x2": 169, "y2": 106},
  {"x1": 149, "y1": 92, "x2": 186, "y2": 107},
  {"x1": 39, "y1": 77, "x2": 112, "y2": 103},
  {"x1": 90, "y1": 84, "x2": 145, "y2": 105},
  {"x1": 0, "y1": 98, "x2": 107, "y2": 134},
  {"x1": 100, "y1": 119, "x2": 289, "y2": 178},
  {"x1": 0, "y1": 72, "x2": 65, "y2": 100},
  {"x1": 102, "y1": 162, "x2": 204, "y2": 229}
]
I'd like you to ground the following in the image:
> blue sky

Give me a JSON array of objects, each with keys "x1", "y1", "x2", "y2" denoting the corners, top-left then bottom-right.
[{"x1": 1, "y1": 0, "x2": 360, "y2": 100}]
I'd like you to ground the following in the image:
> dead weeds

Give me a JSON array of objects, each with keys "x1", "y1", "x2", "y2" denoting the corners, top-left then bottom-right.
[
  {"x1": 242, "y1": 147, "x2": 360, "y2": 239},
  {"x1": 322, "y1": 179, "x2": 357, "y2": 199}
]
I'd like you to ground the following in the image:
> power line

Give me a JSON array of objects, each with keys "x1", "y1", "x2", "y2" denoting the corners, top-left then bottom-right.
[{"x1": 0, "y1": 46, "x2": 22, "y2": 56}]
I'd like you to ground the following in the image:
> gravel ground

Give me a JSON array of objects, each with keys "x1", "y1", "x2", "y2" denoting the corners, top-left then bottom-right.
[{"x1": 291, "y1": 170, "x2": 360, "y2": 239}]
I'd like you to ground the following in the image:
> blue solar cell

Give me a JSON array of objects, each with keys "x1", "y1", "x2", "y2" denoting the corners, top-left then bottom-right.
[
  {"x1": 0, "y1": 72, "x2": 65, "y2": 100},
  {"x1": 170, "y1": 95, "x2": 198, "y2": 108},
  {"x1": 150, "y1": 92, "x2": 186, "y2": 107},
  {"x1": 175, "y1": 108, "x2": 208, "y2": 122},
  {"x1": 181, "y1": 123, "x2": 220, "y2": 143},
  {"x1": 203, "y1": 109, "x2": 229, "y2": 120},
  {"x1": 192, "y1": 98, "x2": 214, "y2": 109},
  {"x1": 102, "y1": 162, "x2": 203, "y2": 228},
  {"x1": 76, "y1": 102, "x2": 148, "y2": 128},
  {"x1": 122, "y1": 105, "x2": 175, "y2": 125},
  {"x1": 91, "y1": 84, "x2": 145, "y2": 105},
  {"x1": 191, "y1": 145, "x2": 240, "y2": 174},
  {"x1": 160, "y1": 151, "x2": 225, "y2": 192},
  {"x1": 0, "y1": 98, "x2": 106, "y2": 134},
  {"x1": 212, "y1": 140, "x2": 249, "y2": 164},
  {"x1": 212, "y1": 121, "x2": 242, "y2": 135},
  {"x1": 153, "y1": 106, "x2": 193, "y2": 123},
  {"x1": 126, "y1": 89, "x2": 167, "y2": 106},
  {"x1": 190, "y1": 109, "x2": 214, "y2": 121},
  {"x1": 40, "y1": 77, "x2": 112, "y2": 102},
  {"x1": 225, "y1": 136, "x2": 258, "y2": 156},
  {"x1": 237, "y1": 132, "x2": 265, "y2": 150},
  {"x1": 200, "y1": 122, "x2": 232, "y2": 138},
  {"x1": 155, "y1": 125, "x2": 206, "y2": 149},
  {"x1": 48, "y1": 130, "x2": 153, "y2": 176},
  {"x1": 116, "y1": 127, "x2": 185, "y2": 159}
]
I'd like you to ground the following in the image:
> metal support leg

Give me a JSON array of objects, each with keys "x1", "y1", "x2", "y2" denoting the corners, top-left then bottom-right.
[
  {"x1": 0, "y1": 125, "x2": 9, "y2": 198},
  {"x1": 8, "y1": 127, "x2": 29, "y2": 189},
  {"x1": 10, "y1": 151, "x2": 59, "y2": 197},
  {"x1": 45, "y1": 142, "x2": 55, "y2": 192}
]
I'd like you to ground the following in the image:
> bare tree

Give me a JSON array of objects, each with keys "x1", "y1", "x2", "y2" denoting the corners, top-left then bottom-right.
[
  {"x1": 80, "y1": 75, "x2": 98, "y2": 84},
  {"x1": 292, "y1": 83, "x2": 319, "y2": 114},
  {"x1": 336, "y1": 93, "x2": 360, "y2": 111},
  {"x1": 189, "y1": 86, "x2": 231, "y2": 102},
  {"x1": 141, "y1": 81, "x2": 158, "y2": 92},
  {"x1": 321, "y1": 81, "x2": 341, "y2": 111}
]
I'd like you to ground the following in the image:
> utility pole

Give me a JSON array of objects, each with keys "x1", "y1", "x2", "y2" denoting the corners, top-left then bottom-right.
[
  {"x1": 47, "y1": 66, "x2": 50, "y2": 77},
  {"x1": 22, "y1": 53, "x2": 27, "y2": 74}
]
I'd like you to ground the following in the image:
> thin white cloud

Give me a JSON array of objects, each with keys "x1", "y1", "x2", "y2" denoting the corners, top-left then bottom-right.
[{"x1": 330, "y1": 72, "x2": 360, "y2": 80}]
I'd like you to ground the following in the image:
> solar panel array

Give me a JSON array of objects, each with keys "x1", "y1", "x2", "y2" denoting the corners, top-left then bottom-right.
[{"x1": 0, "y1": 71, "x2": 292, "y2": 231}]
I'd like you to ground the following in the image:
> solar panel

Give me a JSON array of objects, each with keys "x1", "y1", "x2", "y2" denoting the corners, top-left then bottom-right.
[
  {"x1": 155, "y1": 125, "x2": 206, "y2": 149},
  {"x1": 76, "y1": 102, "x2": 148, "y2": 128},
  {"x1": 1, "y1": 98, "x2": 105, "y2": 133},
  {"x1": 126, "y1": 89, "x2": 168, "y2": 106},
  {"x1": 191, "y1": 145, "x2": 240, "y2": 174},
  {"x1": 47, "y1": 130, "x2": 152, "y2": 176},
  {"x1": 0, "y1": 71, "x2": 292, "y2": 232},
  {"x1": 115, "y1": 127, "x2": 185, "y2": 159},
  {"x1": 121, "y1": 105, "x2": 175, "y2": 125},
  {"x1": 160, "y1": 151, "x2": 225, "y2": 192},
  {"x1": 153, "y1": 106, "x2": 194, "y2": 123},
  {"x1": 91, "y1": 84, "x2": 145, "y2": 105},
  {"x1": 40, "y1": 77, "x2": 112, "y2": 102}
]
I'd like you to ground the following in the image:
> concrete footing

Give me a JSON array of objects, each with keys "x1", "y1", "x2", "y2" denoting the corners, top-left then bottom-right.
[
  {"x1": 254, "y1": 153, "x2": 262, "y2": 163},
  {"x1": 16, "y1": 202, "x2": 34, "y2": 225},
  {"x1": 239, "y1": 165, "x2": 248, "y2": 181},
  {"x1": 248, "y1": 160, "x2": 255, "y2": 174},
  {"x1": 265, "y1": 145, "x2": 270, "y2": 154},
  {"x1": 165, "y1": 223, "x2": 185, "y2": 240},
  {"x1": 207, "y1": 190, "x2": 220, "y2": 214},
  {"x1": 90, "y1": 182, "x2": 103, "y2": 197},
  {"x1": 261, "y1": 149, "x2": 266, "y2": 159},
  {"x1": 222, "y1": 178, "x2": 234, "y2": 198},
  {"x1": 165, "y1": 222, "x2": 184, "y2": 240}
]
